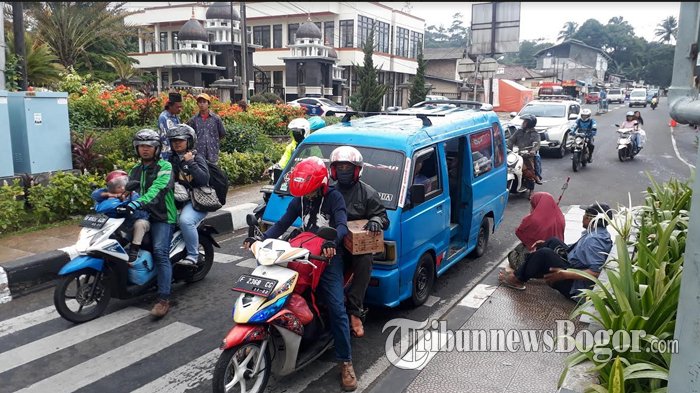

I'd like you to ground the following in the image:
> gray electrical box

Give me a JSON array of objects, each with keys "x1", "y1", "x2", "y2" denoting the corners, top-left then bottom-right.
[
  {"x1": 8, "y1": 91, "x2": 72, "y2": 174},
  {"x1": 0, "y1": 91, "x2": 13, "y2": 177}
]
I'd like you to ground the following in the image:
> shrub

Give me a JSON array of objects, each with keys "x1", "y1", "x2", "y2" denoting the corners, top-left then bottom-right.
[
  {"x1": 220, "y1": 122, "x2": 283, "y2": 161},
  {"x1": 27, "y1": 171, "x2": 105, "y2": 223},
  {"x1": 71, "y1": 132, "x2": 107, "y2": 173},
  {"x1": 250, "y1": 92, "x2": 283, "y2": 104},
  {"x1": 218, "y1": 151, "x2": 266, "y2": 185},
  {"x1": 93, "y1": 126, "x2": 141, "y2": 168},
  {"x1": 0, "y1": 180, "x2": 28, "y2": 234}
]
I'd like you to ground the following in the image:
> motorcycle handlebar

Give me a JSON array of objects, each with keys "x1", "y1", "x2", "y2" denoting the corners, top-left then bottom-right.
[{"x1": 309, "y1": 254, "x2": 330, "y2": 262}]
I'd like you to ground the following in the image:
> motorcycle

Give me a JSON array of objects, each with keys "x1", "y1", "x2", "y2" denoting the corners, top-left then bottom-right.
[
  {"x1": 506, "y1": 145, "x2": 537, "y2": 198},
  {"x1": 570, "y1": 130, "x2": 593, "y2": 172},
  {"x1": 616, "y1": 124, "x2": 645, "y2": 161},
  {"x1": 212, "y1": 215, "x2": 347, "y2": 393},
  {"x1": 651, "y1": 97, "x2": 658, "y2": 110},
  {"x1": 53, "y1": 194, "x2": 218, "y2": 323}
]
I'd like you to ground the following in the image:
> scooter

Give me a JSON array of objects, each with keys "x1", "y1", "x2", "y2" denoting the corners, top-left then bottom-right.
[
  {"x1": 570, "y1": 131, "x2": 593, "y2": 172},
  {"x1": 506, "y1": 145, "x2": 537, "y2": 198},
  {"x1": 53, "y1": 199, "x2": 218, "y2": 323},
  {"x1": 616, "y1": 124, "x2": 645, "y2": 161},
  {"x1": 651, "y1": 97, "x2": 658, "y2": 110},
  {"x1": 212, "y1": 215, "x2": 346, "y2": 393}
]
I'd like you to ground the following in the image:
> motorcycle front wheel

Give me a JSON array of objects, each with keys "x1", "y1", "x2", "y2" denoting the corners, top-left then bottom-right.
[
  {"x1": 53, "y1": 269, "x2": 111, "y2": 323},
  {"x1": 572, "y1": 152, "x2": 581, "y2": 172},
  {"x1": 618, "y1": 148, "x2": 626, "y2": 162},
  {"x1": 212, "y1": 342, "x2": 271, "y2": 393}
]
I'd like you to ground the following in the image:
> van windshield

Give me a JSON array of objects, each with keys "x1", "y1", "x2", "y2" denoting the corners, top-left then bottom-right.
[
  {"x1": 609, "y1": 89, "x2": 621, "y2": 94},
  {"x1": 631, "y1": 91, "x2": 646, "y2": 98},
  {"x1": 519, "y1": 103, "x2": 566, "y2": 118},
  {"x1": 275, "y1": 144, "x2": 405, "y2": 210}
]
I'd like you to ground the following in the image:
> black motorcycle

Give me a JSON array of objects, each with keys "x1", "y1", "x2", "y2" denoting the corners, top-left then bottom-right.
[{"x1": 571, "y1": 131, "x2": 592, "y2": 172}]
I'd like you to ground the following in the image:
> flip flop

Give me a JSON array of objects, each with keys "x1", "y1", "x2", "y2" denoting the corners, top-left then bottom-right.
[{"x1": 498, "y1": 269, "x2": 526, "y2": 291}]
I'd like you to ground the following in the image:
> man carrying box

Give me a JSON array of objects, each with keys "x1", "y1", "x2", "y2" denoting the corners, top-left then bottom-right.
[{"x1": 330, "y1": 146, "x2": 390, "y2": 338}]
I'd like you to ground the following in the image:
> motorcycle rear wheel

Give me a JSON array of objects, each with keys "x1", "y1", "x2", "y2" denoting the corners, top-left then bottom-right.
[
  {"x1": 184, "y1": 237, "x2": 214, "y2": 283},
  {"x1": 54, "y1": 269, "x2": 111, "y2": 323},
  {"x1": 212, "y1": 342, "x2": 271, "y2": 393}
]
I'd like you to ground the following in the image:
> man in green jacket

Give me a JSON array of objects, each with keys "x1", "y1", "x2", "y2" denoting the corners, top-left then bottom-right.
[{"x1": 126, "y1": 129, "x2": 178, "y2": 317}]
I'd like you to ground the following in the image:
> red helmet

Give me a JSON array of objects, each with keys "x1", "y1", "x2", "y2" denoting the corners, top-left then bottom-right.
[
  {"x1": 106, "y1": 170, "x2": 128, "y2": 184},
  {"x1": 288, "y1": 157, "x2": 329, "y2": 197}
]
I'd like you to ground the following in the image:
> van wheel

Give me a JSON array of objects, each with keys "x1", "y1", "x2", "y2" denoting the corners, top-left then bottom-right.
[
  {"x1": 470, "y1": 218, "x2": 490, "y2": 258},
  {"x1": 410, "y1": 253, "x2": 435, "y2": 307}
]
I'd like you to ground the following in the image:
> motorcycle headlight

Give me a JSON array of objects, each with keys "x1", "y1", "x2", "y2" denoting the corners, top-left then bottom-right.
[
  {"x1": 249, "y1": 295, "x2": 288, "y2": 323},
  {"x1": 575, "y1": 137, "x2": 583, "y2": 144},
  {"x1": 507, "y1": 153, "x2": 518, "y2": 166}
]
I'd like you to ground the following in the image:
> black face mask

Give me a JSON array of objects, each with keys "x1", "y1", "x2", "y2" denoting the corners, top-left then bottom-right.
[
  {"x1": 336, "y1": 168, "x2": 355, "y2": 187},
  {"x1": 292, "y1": 131, "x2": 304, "y2": 143}
]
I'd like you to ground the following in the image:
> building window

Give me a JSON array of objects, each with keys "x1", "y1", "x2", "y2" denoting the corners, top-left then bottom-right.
[
  {"x1": 410, "y1": 31, "x2": 423, "y2": 58},
  {"x1": 273, "y1": 71, "x2": 283, "y2": 87},
  {"x1": 253, "y1": 25, "x2": 271, "y2": 48},
  {"x1": 396, "y1": 27, "x2": 409, "y2": 58},
  {"x1": 171, "y1": 32, "x2": 178, "y2": 50},
  {"x1": 159, "y1": 32, "x2": 168, "y2": 52},
  {"x1": 340, "y1": 20, "x2": 354, "y2": 48},
  {"x1": 143, "y1": 32, "x2": 154, "y2": 52},
  {"x1": 297, "y1": 63, "x2": 305, "y2": 85},
  {"x1": 288, "y1": 23, "x2": 299, "y2": 45},
  {"x1": 377, "y1": 21, "x2": 390, "y2": 53},
  {"x1": 273, "y1": 24, "x2": 282, "y2": 48},
  {"x1": 358, "y1": 15, "x2": 373, "y2": 48},
  {"x1": 324, "y1": 21, "x2": 335, "y2": 46}
]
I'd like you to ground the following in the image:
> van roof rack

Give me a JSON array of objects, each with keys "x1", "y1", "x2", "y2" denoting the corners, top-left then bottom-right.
[
  {"x1": 338, "y1": 111, "x2": 446, "y2": 125},
  {"x1": 538, "y1": 94, "x2": 576, "y2": 101}
]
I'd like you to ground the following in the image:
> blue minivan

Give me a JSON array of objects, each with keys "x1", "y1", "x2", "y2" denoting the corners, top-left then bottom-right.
[{"x1": 262, "y1": 105, "x2": 509, "y2": 307}]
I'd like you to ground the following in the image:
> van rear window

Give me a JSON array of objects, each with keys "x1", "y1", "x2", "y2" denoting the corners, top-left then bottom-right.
[{"x1": 276, "y1": 144, "x2": 405, "y2": 210}]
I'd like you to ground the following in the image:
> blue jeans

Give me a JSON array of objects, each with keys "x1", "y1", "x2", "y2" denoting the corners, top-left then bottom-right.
[
  {"x1": 632, "y1": 132, "x2": 641, "y2": 151},
  {"x1": 535, "y1": 153, "x2": 542, "y2": 179},
  {"x1": 178, "y1": 202, "x2": 207, "y2": 259},
  {"x1": 317, "y1": 253, "x2": 352, "y2": 361},
  {"x1": 150, "y1": 221, "x2": 174, "y2": 300}
]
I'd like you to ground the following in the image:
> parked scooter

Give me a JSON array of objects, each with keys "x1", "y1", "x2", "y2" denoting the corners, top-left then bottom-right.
[
  {"x1": 570, "y1": 131, "x2": 592, "y2": 172},
  {"x1": 212, "y1": 215, "x2": 347, "y2": 393},
  {"x1": 53, "y1": 194, "x2": 218, "y2": 323},
  {"x1": 615, "y1": 123, "x2": 645, "y2": 161},
  {"x1": 506, "y1": 145, "x2": 537, "y2": 198}
]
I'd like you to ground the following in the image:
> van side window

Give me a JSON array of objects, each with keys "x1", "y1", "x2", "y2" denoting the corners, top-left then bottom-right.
[
  {"x1": 569, "y1": 104, "x2": 580, "y2": 115},
  {"x1": 492, "y1": 123, "x2": 505, "y2": 168},
  {"x1": 411, "y1": 146, "x2": 441, "y2": 201},
  {"x1": 470, "y1": 130, "x2": 493, "y2": 177}
]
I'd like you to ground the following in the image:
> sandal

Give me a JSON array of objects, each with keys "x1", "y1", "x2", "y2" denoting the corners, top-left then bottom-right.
[{"x1": 498, "y1": 269, "x2": 526, "y2": 291}]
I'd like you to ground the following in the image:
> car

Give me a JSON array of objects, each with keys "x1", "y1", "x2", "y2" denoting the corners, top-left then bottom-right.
[
  {"x1": 584, "y1": 92, "x2": 600, "y2": 104},
  {"x1": 286, "y1": 97, "x2": 352, "y2": 117},
  {"x1": 409, "y1": 99, "x2": 490, "y2": 112},
  {"x1": 629, "y1": 88, "x2": 647, "y2": 108},
  {"x1": 425, "y1": 95, "x2": 449, "y2": 101},
  {"x1": 508, "y1": 98, "x2": 581, "y2": 158},
  {"x1": 607, "y1": 88, "x2": 625, "y2": 104}
]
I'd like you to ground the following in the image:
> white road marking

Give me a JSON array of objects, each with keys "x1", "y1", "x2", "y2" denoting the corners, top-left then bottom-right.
[
  {"x1": 213, "y1": 252, "x2": 243, "y2": 264},
  {"x1": 458, "y1": 283, "x2": 499, "y2": 309},
  {"x1": 16, "y1": 322, "x2": 201, "y2": 393},
  {"x1": 0, "y1": 302, "x2": 79, "y2": 338},
  {"x1": 236, "y1": 258, "x2": 258, "y2": 269},
  {"x1": 0, "y1": 307, "x2": 149, "y2": 374},
  {"x1": 0, "y1": 267, "x2": 10, "y2": 304},
  {"x1": 131, "y1": 348, "x2": 219, "y2": 393},
  {"x1": 669, "y1": 126, "x2": 696, "y2": 170}
]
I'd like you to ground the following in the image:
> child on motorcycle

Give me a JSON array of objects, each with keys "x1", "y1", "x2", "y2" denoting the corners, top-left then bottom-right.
[{"x1": 91, "y1": 170, "x2": 150, "y2": 263}]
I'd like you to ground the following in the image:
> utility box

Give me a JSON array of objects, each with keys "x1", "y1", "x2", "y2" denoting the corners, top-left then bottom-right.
[
  {"x1": 0, "y1": 91, "x2": 14, "y2": 177},
  {"x1": 8, "y1": 91, "x2": 72, "y2": 174}
]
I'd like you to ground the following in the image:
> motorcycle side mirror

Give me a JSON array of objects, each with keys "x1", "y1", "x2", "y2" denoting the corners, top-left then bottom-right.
[
  {"x1": 246, "y1": 214, "x2": 259, "y2": 227},
  {"x1": 614, "y1": 124, "x2": 620, "y2": 128},
  {"x1": 125, "y1": 180, "x2": 140, "y2": 192},
  {"x1": 509, "y1": 112, "x2": 517, "y2": 118},
  {"x1": 317, "y1": 227, "x2": 337, "y2": 241}
]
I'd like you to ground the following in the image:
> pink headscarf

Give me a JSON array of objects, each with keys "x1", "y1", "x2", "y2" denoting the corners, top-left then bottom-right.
[{"x1": 515, "y1": 192, "x2": 565, "y2": 251}]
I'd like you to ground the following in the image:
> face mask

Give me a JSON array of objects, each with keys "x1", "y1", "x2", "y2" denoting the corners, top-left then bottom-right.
[
  {"x1": 336, "y1": 168, "x2": 355, "y2": 186},
  {"x1": 292, "y1": 131, "x2": 304, "y2": 143}
]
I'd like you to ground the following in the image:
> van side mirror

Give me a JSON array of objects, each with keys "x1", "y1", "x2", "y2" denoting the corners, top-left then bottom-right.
[
  {"x1": 317, "y1": 227, "x2": 337, "y2": 241},
  {"x1": 568, "y1": 113, "x2": 578, "y2": 120},
  {"x1": 409, "y1": 184, "x2": 426, "y2": 206},
  {"x1": 509, "y1": 112, "x2": 517, "y2": 118}
]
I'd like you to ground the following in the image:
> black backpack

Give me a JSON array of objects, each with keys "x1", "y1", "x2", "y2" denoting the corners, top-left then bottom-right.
[{"x1": 206, "y1": 160, "x2": 228, "y2": 205}]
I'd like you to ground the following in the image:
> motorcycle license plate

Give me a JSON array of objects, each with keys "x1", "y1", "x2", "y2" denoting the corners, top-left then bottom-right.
[
  {"x1": 232, "y1": 274, "x2": 278, "y2": 297},
  {"x1": 80, "y1": 214, "x2": 109, "y2": 229}
]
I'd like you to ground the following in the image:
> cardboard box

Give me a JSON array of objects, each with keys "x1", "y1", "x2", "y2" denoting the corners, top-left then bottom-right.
[{"x1": 344, "y1": 219, "x2": 384, "y2": 255}]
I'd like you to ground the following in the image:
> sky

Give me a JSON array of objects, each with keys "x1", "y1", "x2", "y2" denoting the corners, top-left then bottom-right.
[{"x1": 407, "y1": 2, "x2": 681, "y2": 44}]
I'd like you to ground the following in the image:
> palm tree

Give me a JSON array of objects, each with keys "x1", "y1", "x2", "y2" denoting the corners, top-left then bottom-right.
[
  {"x1": 558, "y1": 22, "x2": 578, "y2": 42},
  {"x1": 105, "y1": 55, "x2": 140, "y2": 84},
  {"x1": 6, "y1": 32, "x2": 65, "y2": 87},
  {"x1": 655, "y1": 16, "x2": 678, "y2": 44},
  {"x1": 27, "y1": 2, "x2": 136, "y2": 69}
]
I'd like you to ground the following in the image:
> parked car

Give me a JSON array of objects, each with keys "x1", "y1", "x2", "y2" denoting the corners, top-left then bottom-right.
[
  {"x1": 425, "y1": 95, "x2": 449, "y2": 101},
  {"x1": 508, "y1": 98, "x2": 581, "y2": 158},
  {"x1": 629, "y1": 88, "x2": 648, "y2": 108},
  {"x1": 584, "y1": 92, "x2": 600, "y2": 104},
  {"x1": 607, "y1": 88, "x2": 625, "y2": 104},
  {"x1": 287, "y1": 97, "x2": 352, "y2": 117}
]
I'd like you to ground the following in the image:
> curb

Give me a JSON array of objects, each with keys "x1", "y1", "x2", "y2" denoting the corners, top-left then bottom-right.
[{"x1": 0, "y1": 204, "x2": 255, "y2": 303}]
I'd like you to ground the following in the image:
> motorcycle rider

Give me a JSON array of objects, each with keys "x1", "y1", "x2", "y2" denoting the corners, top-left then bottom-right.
[
  {"x1": 330, "y1": 146, "x2": 389, "y2": 338},
  {"x1": 123, "y1": 129, "x2": 177, "y2": 318},
  {"x1": 265, "y1": 116, "x2": 326, "y2": 183},
  {"x1": 507, "y1": 114, "x2": 540, "y2": 198},
  {"x1": 651, "y1": 94, "x2": 659, "y2": 109},
  {"x1": 621, "y1": 111, "x2": 642, "y2": 153},
  {"x1": 573, "y1": 108, "x2": 597, "y2": 163},
  {"x1": 243, "y1": 157, "x2": 357, "y2": 391}
]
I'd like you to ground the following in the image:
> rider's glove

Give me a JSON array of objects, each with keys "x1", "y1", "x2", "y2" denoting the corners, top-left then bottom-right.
[
  {"x1": 321, "y1": 240, "x2": 336, "y2": 254},
  {"x1": 363, "y1": 219, "x2": 383, "y2": 233},
  {"x1": 116, "y1": 200, "x2": 141, "y2": 216}
]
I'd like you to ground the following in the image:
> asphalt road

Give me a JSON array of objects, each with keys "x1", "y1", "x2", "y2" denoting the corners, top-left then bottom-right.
[{"x1": 0, "y1": 97, "x2": 692, "y2": 393}]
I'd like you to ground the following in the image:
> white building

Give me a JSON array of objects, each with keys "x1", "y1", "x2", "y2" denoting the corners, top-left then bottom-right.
[{"x1": 124, "y1": 2, "x2": 425, "y2": 107}]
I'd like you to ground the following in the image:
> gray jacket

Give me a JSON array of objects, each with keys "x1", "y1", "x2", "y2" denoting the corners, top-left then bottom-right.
[{"x1": 508, "y1": 127, "x2": 541, "y2": 154}]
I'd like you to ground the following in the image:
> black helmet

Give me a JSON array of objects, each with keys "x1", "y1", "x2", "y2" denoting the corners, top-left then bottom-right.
[
  {"x1": 521, "y1": 114, "x2": 537, "y2": 129},
  {"x1": 167, "y1": 124, "x2": 197, "y2": 150},
  {"x1": 133, "y1": 128, "x2": 161, "y2": 158}
]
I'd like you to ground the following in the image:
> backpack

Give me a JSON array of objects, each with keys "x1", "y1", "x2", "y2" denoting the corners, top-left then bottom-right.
[{"x1": 205, "y1": 160, "x2": 228, "y2": 205}]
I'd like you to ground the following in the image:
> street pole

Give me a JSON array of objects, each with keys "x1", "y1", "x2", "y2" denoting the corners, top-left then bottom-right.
[
  {"x1": 229, "y1": 1, "x2": 235, "y2": 80},
  {"x1": 0, "y1": 2, "x2": 5, "y2": 89},
  {"x1": 472, "y1": 56, "x2": 481, "y2": 101},
  {"x1": 12, "y1": 2, "x2": 27, "y2": 90},
  {"x1": 239, "y1": 2, "x2": 248, "y2": 103},
  {"x1": 488, "y1": 2, "x2": 496, "y2": 105}
]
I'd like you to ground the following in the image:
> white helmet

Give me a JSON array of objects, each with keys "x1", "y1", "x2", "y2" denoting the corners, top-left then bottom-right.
[
  {"x1": 580, "y1": 108, "x2": 591, "y2": 119},
  {"x1": 330, "y1": 146, "x2": 364, "y2": 181},
  {"x1": 288, "y1": 118, "x2": 311, "y2": 138}
]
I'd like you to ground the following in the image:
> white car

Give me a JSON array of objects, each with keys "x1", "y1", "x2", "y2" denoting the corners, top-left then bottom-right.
[
  {"x1": 607, "y1": 88, "x2": 625, "y2": 104},
  {"x1": 425, "y1": 95, "x2": 448, "y2": 101},
  {"x1": 508, "y1": 99, "x2": 581, "y2": 158},
  {"x1": 286, "y1": 97, "x2": 352, "y2": 117}
]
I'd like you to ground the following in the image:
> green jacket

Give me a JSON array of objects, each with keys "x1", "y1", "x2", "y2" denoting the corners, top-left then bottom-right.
[{"x1": 129, "y1": 159, "x2": 177, "y2": 224}]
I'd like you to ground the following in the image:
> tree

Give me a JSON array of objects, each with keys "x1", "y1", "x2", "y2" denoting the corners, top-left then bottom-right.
[
  {"x1": 503, "y1": 39, "x2": 553, "y2": 69},
  {"x1": 349, "y1": 27, "x2": 387, "y2": 113},
  {"x1": 573, "y1": 19, "x2": 608, "y2": 49},
  {"x1": 105, "y1": 55, "x2": 140, "y2": 84},
  {"x1": 655, "y1": 16, "x2": 678, "y2": 44},
  {"x1": 558, "y1": 22, "x2": 578, "y2": 42},
  {"x1": 425, "y1": 13, "x2": 470, "y2": 48},
  {"x1": 408, "y1": 43, "x2": 428, "y2": 107},
  {"x1": 6, "y1": 31, "x2": 64, "y2": 87}
]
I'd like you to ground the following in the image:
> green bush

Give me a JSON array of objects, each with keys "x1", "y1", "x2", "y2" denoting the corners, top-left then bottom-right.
[
  {"x1": 250, "y1": 92, "x2": 283, "y2": 104},
  {"x1": 27, "y1": 171, "x2": 105, "y2": 223},
  {"x1": 93, "y1": 126, "x2": 141, "y2": 169},
  {"x1": 221, "y1": 121, "x2": 286, "y2": 162},
  {"x1": 0, "y1": 180, "x2": 28, "y2": 234},
  {"x1": 219, "y1": 151, "x2": 266, "y2": 185}
]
